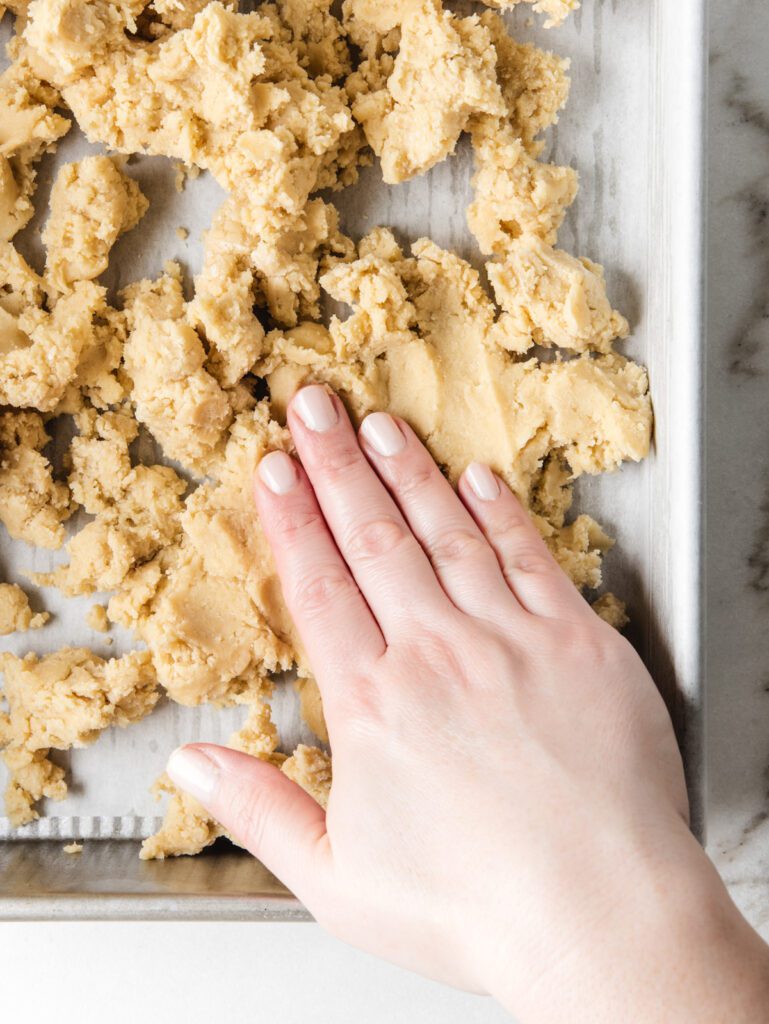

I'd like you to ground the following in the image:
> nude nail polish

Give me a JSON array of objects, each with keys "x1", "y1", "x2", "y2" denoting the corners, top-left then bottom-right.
[
  {"x1": 360, "y1": 412, "x2": 406, "y2": 457},
  {"x1": 292, "y1": 385, "x2": 338, "y2": 433},
  {"x1": 258, "y1": 451, "x2": 299, "y2": 495},
  {"x1": 166, "y1": 747, "x2": 219, "y2": 804},
  {"x1": 466, "y1": 462, "x2": 500, "y2": 502}
]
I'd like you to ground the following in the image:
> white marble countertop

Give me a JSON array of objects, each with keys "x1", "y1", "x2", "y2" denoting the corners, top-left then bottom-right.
[
  {"x1": 705, "y1": 0, "x2": 769, "y2": 936},
  {"x1": 0, "y1": 2, "x2": 767, "y2": 1020}
]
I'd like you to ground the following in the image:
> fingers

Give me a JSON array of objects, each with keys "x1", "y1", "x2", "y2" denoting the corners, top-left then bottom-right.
[
  {"x1": 255, "y1": 450, "x2": 386, "y2": 679},
  {"x1": 459, "y1": 464, "x2": 593, "y2": 622},
  {"x1": 167, "y1": 744, "x2": 331, "y2": 907},
  {"x1": 358, "y1": 414, "x2": 519, "y2": 624},
  {"x1": 286, "y1": 386, "x2": 451, "y2": 639}
]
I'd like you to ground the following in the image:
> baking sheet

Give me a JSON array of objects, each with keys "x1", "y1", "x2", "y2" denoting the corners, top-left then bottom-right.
[{"x1": 0, "y1": 0, "x2": 706, "y2": 908}]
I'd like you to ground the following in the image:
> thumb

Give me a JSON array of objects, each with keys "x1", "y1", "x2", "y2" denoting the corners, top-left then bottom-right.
[{"x1": 167, "y1": 743, "x2": 331, "y2": 903}]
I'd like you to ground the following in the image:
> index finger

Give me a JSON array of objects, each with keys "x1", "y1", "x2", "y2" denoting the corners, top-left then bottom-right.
[{"x1": 254, "y1": 449, "x2": 386, "y2": 697}]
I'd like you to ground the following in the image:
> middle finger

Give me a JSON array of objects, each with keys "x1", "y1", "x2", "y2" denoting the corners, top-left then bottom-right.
[
  {"x1": 287, "y1": 386, "x2": 452, "y2": 640},
  {"x1": 359, "y1": 414, "x2": 523, "y2": 625}
]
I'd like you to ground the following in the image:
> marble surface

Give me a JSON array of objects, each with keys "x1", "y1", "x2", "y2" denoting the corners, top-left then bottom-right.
[{"x1": 705, "y1": 0, "x2": 769, "y2": 936}]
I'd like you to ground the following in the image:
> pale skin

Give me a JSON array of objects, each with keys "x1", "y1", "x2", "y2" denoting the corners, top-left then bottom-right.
[{"x1": 168, "y1": 385, "x2": 769, "y2": 1022}]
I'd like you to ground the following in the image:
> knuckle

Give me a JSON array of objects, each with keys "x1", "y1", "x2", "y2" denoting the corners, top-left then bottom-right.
[
  {"x1": 390, "y1": 460, "x2": 435, "y2": 501},
  {"x1": 291, "y1": 568, "x2": 354, "y2": 618},
  {"x1": 494, "y1": 513, "x2": 554, "y2": 575},
  {"x1": 563, "y1": 626, "x2": 614, "y2": 671},
  {"x1": 430, "y1": 528, "x2": 487, "y2": 568},
  {"x1": 344, "y1": 516, "x2": 411, "y2": 562},
  {"x1": 273, "y1": 505, "x2": 325, "y2": 542},
  {"x1": 494, "y1": 509, "x2": 533, "y2": 543},
  {"x1": 310, "y1": 438, "x2": 362, "y2": 480},
  {"x1": 336, "y1": 677, "x2": 383, "y2": 730},
  {"x1": 507, "y1": 551, "x2": 554, "y2": 576}
]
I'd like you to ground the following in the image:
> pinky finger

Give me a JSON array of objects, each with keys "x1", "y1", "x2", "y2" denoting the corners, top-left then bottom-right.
[{"x1": 458, "y1": 463, "x2": 593, "y2": 622}]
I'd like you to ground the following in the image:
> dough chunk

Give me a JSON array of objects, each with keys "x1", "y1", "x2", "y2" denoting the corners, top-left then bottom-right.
[
  {"x1": 0, "y1": 409, "x2": 72, "y2": 548},
  {"x1": 109, "y1": 405, "x2": 297, "y2": 706},
  {"x1": 0, "y1": 242, "x2": 109, "y2": 412},
  {"x1": 465, "y1": 16, "x2": 574, "y2": 255},
  {"x1": 23, "y1": 0, "x2": 148, "y2": 77},
  {"x1": 68, "y1": 407, "x2": 138, "y2": 513},
  {"x1": 0, "y1": 58, "x2": 70, "y2": 241},
  {"x1": 140, "y1": 700, "x2": 281, "y2": 859},
  {"x1": 87, "y1": 604, "x2": 110, "y2": 632},
  {"x1": 480, "y1": 12, "x2": 570, "y2": 153},
  {"x1": 65, "y1": 303, "x2": 128, "y2": 412},
  {"x1": 43, "y1": 155, "x2": 148, "y2": 291},
  {"x1": 0, "y1": 748, "x2": 66, "y2": 828},
  {"x1": 151, "y1": 0, "x2": 236, "y2": 33},
  {"x1": 266, "y1": 231, "x2": 650, "y2": 588},
  {"x1": 480, "y1": 0, "x2": 580, "y2": 30},
  {"x1": 0, "y1": 0, "x2": 653, "y2": 856},
  {"x1": 123, "y1": 267, "x2": 234, "y2": 473},
  {"x1": 281, "y1": 745, "x2": 332, "y2": 808},
  {"x1": 592, "y1": 593, "x2": 630, "y2": 631},
  {"x1": 33, "y1": 409, "x2": 187, "y2": 596},
  {"x1": 346, "y1": 0, "x2": 505, "y2": 183},
  {"x1": 275, "y1": 0, "x2": 351, "y2": 80},
  {"x1": 0, "y1": 648, "x2": 159, "y2": 825},
  {"x1": 189, "y1": 194, "x2": 353, "y2": 386},
  {"x1": 139, "y1": 773, "x2": 223, "y2": 861},
  {"x1": 487, "y1": 237, "x2": 630, "y2": 354},
  {"x1": 2, "y1": 1, "x2": 32, "y2": 19},
  {"x1": 296, "y1": 675, "x2": 328, "y2": 744},
  {"x1": 0, "y1": 582, "x2": 48, "y2": 634},
  {"x1": 545, "y1": 514, "x2": 613, "y2": 590},
  {"x1": 25, "y1": 1, "x2": 356, "y2": 213},
  {"x1": 468, "y1": 119, "x2": 578, "y2": 255}
]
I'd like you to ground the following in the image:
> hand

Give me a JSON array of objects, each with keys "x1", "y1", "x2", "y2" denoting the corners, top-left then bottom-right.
[{"x1": 167, "y1": 386, "x2": 769, "y2": 1022}]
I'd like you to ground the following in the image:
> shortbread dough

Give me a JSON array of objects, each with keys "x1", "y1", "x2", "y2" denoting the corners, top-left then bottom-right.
[
  {"x1": 140, "y1": 700, "x2": 330, "y2": 859},
  {"x1": 481, "y1": 0, "x2": 580, "y2": 31},
  {"x1": 32, "y1": 407, "x2": 188, "y2": 596},
  {"x1": 1, "y1": 0, "x2": 645, "y2": 857},
  {"x1": 343, "y1": 0, "x2": 583, "y2": 297},
  {"x1": 0, "y1": 582, "x2": 48, "y2": 634},
  {"x1": 345, "y1": 0, "x2": 506, "y2": 183},
  {"x1": 0, "y1": 154, "x2": 141, "y2": 413},
  {"x1": 0, "y1": 648, "x2": 158, "y2": 824},
  {"x1": 25, "y1": 0, "x2": 360, "y2": 210},
  {"x1": 478, "y1": 12, "x2": 571, "y2": 155},
  {"x1": 263, "y1": 231, "x2": 649, "y2": 583},
  {"x1": 122, "y1": 267, "x2": 237, "y2": 474},
  {"x1": 86, "y1": 604, "x2": 110, "y2": 632},
  {"x1": 0, "y1": 55, "x2": 70, "y2": 241},
  {"x1": 107, "y1": 401, "x2": 300, "y2": 706},
  {"x1": 282, "y1": 744, "x2": 332, "y2": 807},
  {"x1": 190, "y1": 195, "x2": 355, "y2": 386},
  {"x1": 0, "y1": 409, "x2": 72, "y2": 548},
  {"x1": 43, "y1": 155, "x2": 148, "y2": 292}
]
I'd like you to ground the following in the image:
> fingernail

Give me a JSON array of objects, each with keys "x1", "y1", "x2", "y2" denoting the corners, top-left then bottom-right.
[
  {"x1": 293, "y1": 385, "x2": 338, "y2": 433},
  {"x1": 466, "y1": 463, "x2": 500, "y2": 502},
  {"x1": 166, "y1": 747, "x2": 219, "y2": 804},
  {"x1": 258, "y1": 451, "x2": 299, "y2": 495},
  {"x1": 360, "y1": 412, "x2": 406, "y2": 457}
]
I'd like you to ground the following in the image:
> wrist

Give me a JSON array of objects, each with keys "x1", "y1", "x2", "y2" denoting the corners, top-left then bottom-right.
[{"x1": 477, "y1": 822, "x2": 769, "y2": 1023}]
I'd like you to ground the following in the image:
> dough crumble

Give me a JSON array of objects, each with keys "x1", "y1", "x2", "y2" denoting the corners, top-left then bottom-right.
[{"x1": 0, "y1": 0, "x2": 649, "y2": 859}]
